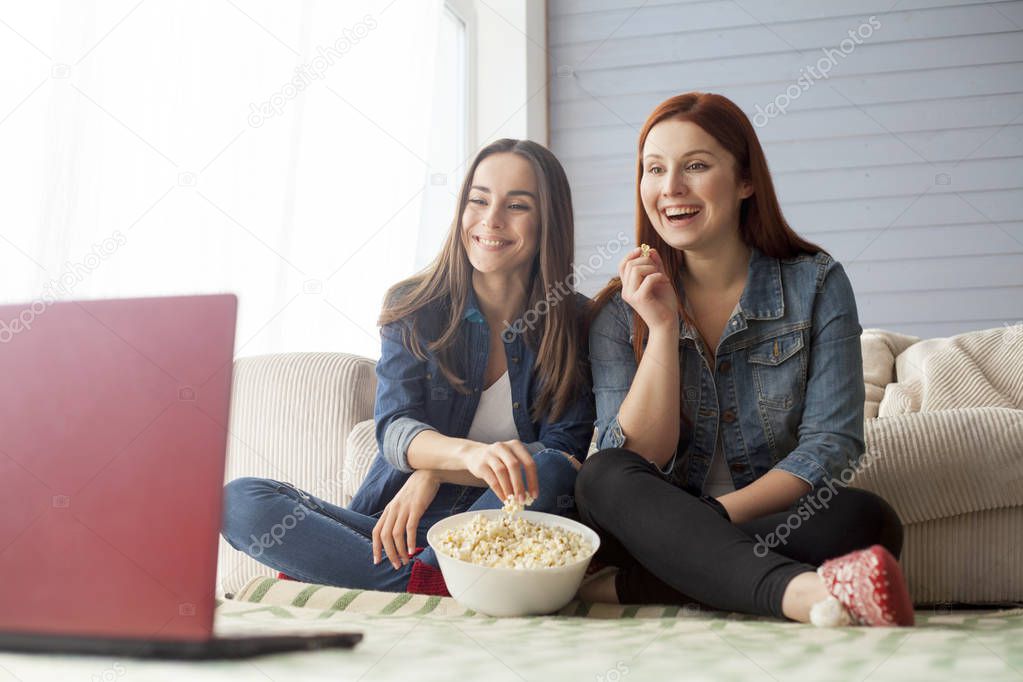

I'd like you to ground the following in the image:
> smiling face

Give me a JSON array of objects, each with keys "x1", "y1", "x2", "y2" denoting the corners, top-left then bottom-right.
[
  {"x1": 460, "y1": 152, "x2": 541, "y2": 277},
  {"x1": 640, "y1": 119, "x2": 753, "y2": 252}
]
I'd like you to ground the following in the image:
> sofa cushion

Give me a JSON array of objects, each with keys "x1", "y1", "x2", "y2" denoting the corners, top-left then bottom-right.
[
  {"x1": 343, "y1": 419, "x2": 378, "y2": 507},
  {"x1": 880, "y1": 326, "x2": 1023, "y2": 417},
  {"x1": 860, "y1": 328, "x2": 920, "y2": 418},
  {"x1": 853, "y1": 407, "x2": 1023, "y2": 525}
]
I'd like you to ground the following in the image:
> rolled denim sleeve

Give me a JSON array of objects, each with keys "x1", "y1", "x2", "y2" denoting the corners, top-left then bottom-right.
[
  {"x1": 773, "y1": 261, "x2": 866, "y2": 489},
  {"x1": 374, "y1": 320, "x2": 437, "y2": 473},
  {"x1": 589, "y1": 294, "x2": 637, "y2": 452}
]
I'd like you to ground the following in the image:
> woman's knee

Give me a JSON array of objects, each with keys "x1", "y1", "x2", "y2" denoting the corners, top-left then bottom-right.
[
  {"x1": 532, "y1": 448, "x2": 580, "y2": 485},
  {"x1": 574, "y1": 448, "x2": 646, "y2": 506},
  {"x1": 223, "y1": 476, "x2": 279, "y2": 509},
  {"x1": 869, "y1": 492, "x2": 904, "y2": 560},
  {"x1": 525, "y1": 449, "x2": 581, "y2": 516},
  {"x1": 841, "y1": 487, "x2": 904, "y2": 559},
  {"x1": 221, "y1": 476, "x2": 283, "y2": 547}
]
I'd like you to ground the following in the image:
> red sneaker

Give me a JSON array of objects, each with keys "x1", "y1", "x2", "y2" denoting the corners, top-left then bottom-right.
[{"x1": 817, "y1": 544, "x2": 915, "y2": 626}]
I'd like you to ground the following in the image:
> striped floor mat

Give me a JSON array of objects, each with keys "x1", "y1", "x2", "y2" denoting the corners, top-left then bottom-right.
[{"x1": 230, "y1": 575, "x2": 725, "y2": 619}]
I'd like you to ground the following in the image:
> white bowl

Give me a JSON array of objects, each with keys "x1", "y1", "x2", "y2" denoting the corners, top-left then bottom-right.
[{"x1": 427, "y1": 509, "x2": 601, "y2": 617}]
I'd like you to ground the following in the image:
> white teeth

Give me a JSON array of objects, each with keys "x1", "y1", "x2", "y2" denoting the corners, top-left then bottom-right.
[
  {"x1": 478, "y1": 237, "x2": 508, "y2": 247},
  {"x1": 664, "y1": 207, "x2": 700, "y2": 217}
]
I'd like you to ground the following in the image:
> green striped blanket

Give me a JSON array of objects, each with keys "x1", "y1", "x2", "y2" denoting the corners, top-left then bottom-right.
[
  {"x1": 232, "y1": 575, "x2": 724, "y2": 619},
  {"x1": 2, "y1": 578, "x2": 1019, "y2": 681},
  {"x1": 213, "y1": 577, "x2": 1023, "y2": 681}
]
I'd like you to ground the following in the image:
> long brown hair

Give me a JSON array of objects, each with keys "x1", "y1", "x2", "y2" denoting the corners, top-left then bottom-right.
[
  {"x1": 378, "y1": 138, "x2": 585, "y2": 422},
  {"x1": 592, "y1": 92, "x2": 826, "y2": 361}
]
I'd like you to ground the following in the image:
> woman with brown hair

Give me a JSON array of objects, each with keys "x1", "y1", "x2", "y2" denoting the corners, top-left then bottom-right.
[
  {"x1": 222, "y1": 139, "x2": 594, "y2": 595},
  {"x1": 576, "y1": 93, "x2": 914, "y2": 627}
]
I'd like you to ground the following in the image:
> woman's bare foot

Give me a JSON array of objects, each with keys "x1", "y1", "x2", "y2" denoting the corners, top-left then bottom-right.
[
  {"x1": 576, "y1": 567, "x2": 619, "y2": 604},
  {"x1": 781, "y1": 571, "x2": 832, "y2": 623}
]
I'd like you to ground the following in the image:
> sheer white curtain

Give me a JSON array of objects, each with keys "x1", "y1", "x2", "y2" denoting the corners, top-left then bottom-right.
[{"x1": 0, "y1": 0, "x2": 453, "y2": 360}]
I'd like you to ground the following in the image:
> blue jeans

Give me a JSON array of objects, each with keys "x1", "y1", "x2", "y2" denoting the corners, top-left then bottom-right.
[{"x1": 221, "y1": 448, "x2": 580, "y2": 591}]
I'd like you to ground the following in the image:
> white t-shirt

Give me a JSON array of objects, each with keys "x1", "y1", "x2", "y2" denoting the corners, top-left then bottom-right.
[
  {"x1": 703, "y1": 431, "x2": 737, "y2": 498},
  {"x1": 465, "y1": 371, "x2": 518, "y2": 443}
]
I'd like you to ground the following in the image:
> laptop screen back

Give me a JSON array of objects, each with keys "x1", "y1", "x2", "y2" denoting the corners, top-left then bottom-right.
[{"x1": 0, "y1": 294, "x2": 237, "y2": 641}]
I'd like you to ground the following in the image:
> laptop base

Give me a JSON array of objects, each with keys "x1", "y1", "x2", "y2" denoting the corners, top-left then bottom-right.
[{"x1": 0, "y1": 631, "x2": 363, "y2": 660}]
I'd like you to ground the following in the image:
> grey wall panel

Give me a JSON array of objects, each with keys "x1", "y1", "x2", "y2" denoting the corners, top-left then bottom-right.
[{"x1": 549, "y1": 0, "x2": 1023, "y2": 338}]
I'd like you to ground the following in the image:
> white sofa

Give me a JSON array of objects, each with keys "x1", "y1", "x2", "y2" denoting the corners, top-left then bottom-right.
[{"x1": 217, "y1": 328, "x2": 1023, "y2": 605}]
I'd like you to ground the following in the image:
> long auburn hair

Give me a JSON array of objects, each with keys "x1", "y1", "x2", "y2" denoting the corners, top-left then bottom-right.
[
  {"x1": 378, "y1": 138, "x2": 585, "y2": 422},
  {"x1": 592, "y1": 92, "x2": 826, "y2": 362}
]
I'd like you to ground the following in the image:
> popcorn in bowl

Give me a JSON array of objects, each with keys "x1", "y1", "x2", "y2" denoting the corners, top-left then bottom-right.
[
  {"x1": 437, "y1": 495, "x2": 593, "y2": 570},
  {"x1": 428, "y1": 506, "x2": 601, "y2": 616}
]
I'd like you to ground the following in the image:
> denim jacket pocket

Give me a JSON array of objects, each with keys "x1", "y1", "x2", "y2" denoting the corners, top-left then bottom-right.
[{"x1": 747, "y1": 329, "x2": 806, "y2": 410}]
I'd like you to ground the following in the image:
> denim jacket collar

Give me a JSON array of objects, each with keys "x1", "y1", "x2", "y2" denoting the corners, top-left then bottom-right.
[
  {"x1": 738, "y1": 245, "x2": 785, "y2": 321},
  {"x1": 676, "y1": 244, "x2": 784, "y2": 336},
  {"x1": 676, "y1": 244, "x2": 784, "y2": 346},
  {"x1": 462, "y1": 285, "x2": 486, "y2": 324}
]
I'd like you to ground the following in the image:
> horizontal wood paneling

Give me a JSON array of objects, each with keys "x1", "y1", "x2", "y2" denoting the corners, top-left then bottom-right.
[{"x1": 549, "y1": 0, "x2": 1023, "y2": 338}]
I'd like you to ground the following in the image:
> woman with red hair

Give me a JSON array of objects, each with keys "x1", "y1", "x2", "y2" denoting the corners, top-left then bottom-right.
[{"x1": 576, "y1": 92, "x2": 914, "y2": 627}]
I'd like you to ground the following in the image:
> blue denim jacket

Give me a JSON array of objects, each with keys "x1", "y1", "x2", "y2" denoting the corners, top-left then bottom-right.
[
  {"x1": 589, "y1": 245, "x2": 865, "y2": 494},
  {"x1": 349, "y1": 287, "x2": 596, "y2": 516}
]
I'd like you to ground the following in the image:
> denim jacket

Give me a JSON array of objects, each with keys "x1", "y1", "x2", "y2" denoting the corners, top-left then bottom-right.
[
  {"x1": 349, "y1": 286, "x2": 596, "y2": 516},
  {"x1": 589, "y1": 245, "x2": 865, "y2": 494}
]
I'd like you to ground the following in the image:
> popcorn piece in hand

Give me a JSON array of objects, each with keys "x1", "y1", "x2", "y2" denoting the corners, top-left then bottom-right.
[
  {"x1": 640, "y1": 243, "x2": 651, "y2": 258},
  {"x1": 502, "y1": 493, "x2": 536, "y2": 515}
]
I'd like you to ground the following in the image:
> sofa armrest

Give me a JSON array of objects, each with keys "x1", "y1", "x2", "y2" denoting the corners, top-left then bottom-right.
[
  {"x1": 217, "y1": 352, "x2": 376, "y2": 594},
  {"x1": 851, "y1": 407, "x2": 1023, "y2": 525}
]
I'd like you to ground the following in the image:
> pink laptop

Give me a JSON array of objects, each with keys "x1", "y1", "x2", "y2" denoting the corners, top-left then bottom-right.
[{"x1": 0, "y1": 294, "x2": 360, "y2": 658}]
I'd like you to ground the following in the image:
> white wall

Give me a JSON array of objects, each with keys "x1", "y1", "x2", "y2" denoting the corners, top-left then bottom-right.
[{"x1": 548, "y1": 0, "x2": 1023, "y2": 339}]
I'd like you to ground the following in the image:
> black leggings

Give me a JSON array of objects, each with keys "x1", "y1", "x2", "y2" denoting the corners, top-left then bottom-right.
[{"x1": 574, "y1": 448, "x2": 904, "y2": 620}]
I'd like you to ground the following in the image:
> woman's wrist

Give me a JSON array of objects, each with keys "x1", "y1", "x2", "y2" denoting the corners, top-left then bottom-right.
[
  {"x1": 454, "y1": 439, "x2": 483, "y2": 464},
  {"x1": 411, "y1": 469, "x2": 439, "y2": 484},
  {"x1": 647, "y1": 319, "x2": 680, "y2": 341},
  {"x1": 408, "y1": 431, "x2": 479, "y2": 472}
]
